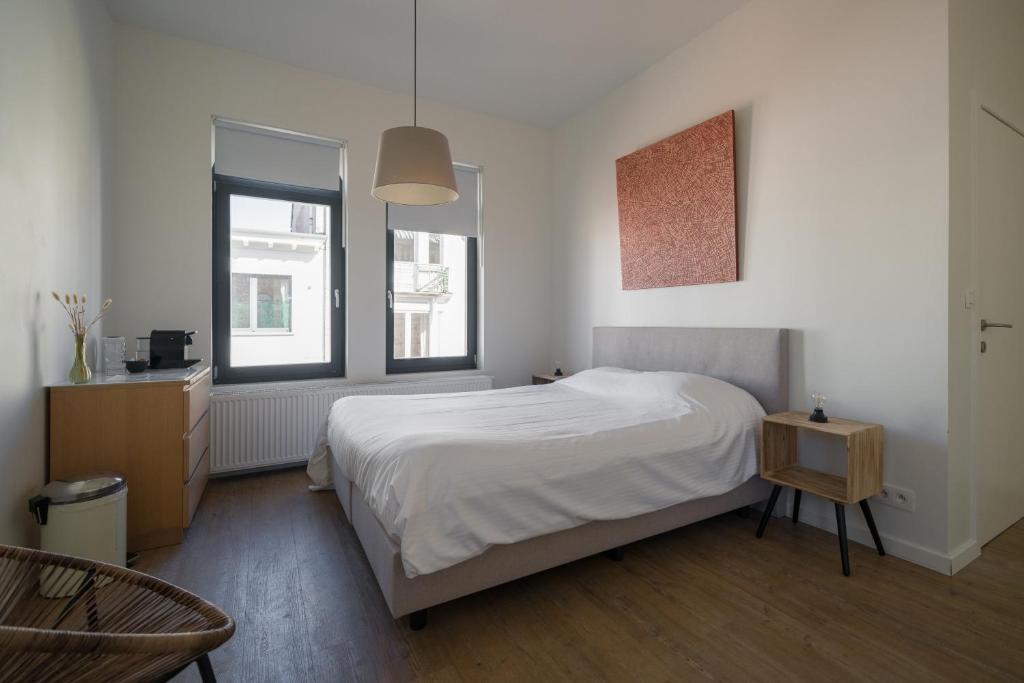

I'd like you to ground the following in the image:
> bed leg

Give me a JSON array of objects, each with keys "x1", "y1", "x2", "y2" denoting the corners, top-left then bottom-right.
[
  {"x1": 605, "y1": 547, "x2": 625, "y2": 562},
  {"x1": 409, "y1": 609, "x2": 428, "y2": 631}
]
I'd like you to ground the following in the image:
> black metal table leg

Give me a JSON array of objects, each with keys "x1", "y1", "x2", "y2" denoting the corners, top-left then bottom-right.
[
  {"x1": 756, "y1": 485, "x2": 783, "y2": 538},
  {"x1": 835, "y1": 503, "x2": 850, "y2": 576},
  {"x1": 859, "y1": 500, "x2": 886, "y2": 556},
  {"x1": 791, "y1": 489, "x2": 802, "y2": 525},
  {"x1": 195, "y1": 653, "x2": 216, "y2": 683}
]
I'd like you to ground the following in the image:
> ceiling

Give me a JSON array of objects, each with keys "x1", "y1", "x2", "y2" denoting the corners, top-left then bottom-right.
[{"x1": 104, "y1": 0, "x2": 747, "y2": 128}]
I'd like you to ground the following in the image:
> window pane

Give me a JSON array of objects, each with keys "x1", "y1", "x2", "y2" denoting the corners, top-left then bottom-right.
[
  {"x1": 394, "y1": 231, "x2": 414, "y2": 262},
  {"x1": 393, "y1": 312, "x2": 407, "y2": 359},
  {"x1": 231, "y1": 274, "x2": 251, "y2": 329},
  {"x1": 428, "y1": 235, "x2": 441, "y2": 264},
  {"x1": 256, "y1": 276, "x2": 291, "y2": 329},
  {"x1": 409, "y1": 312, "x2": 428, "y2": 357},
  {"x1": 229, "y1": 194, "x2": 331, "y2": 367},
  {"x1": 392, "y1": 232, "x2": 467, "y2": 360},
  {"x1": 231, "y1": 195, "x2": 328, "y2": 234}
]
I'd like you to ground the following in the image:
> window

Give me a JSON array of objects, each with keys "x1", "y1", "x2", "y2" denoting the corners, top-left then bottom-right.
[
  {"x1": 428, "y1": 234, "x2": 442, "y2": 264},
  {"x1": 212, "y1": 119, "x2": 344, "y2": 384},
  {"x1": 231, "y1": 274, "x2": 292, "y2": 333},
  {"x1": 393, "y1": 311, "x2": 430, "y2": 358},
  {"x1": 386, "y1": 166, "x2": 479, "y2": 373},
  {"x1": 394, "y1": 232, "x2": 415, "y2": 262}
]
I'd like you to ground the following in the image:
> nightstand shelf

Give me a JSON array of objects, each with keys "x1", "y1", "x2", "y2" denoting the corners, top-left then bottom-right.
[
  {"x1": 756, "y1": 410, "x2": 886, "y2": 576},
  {"x1": 763, "y1": 465, "x2": 847, "y2": 503}
]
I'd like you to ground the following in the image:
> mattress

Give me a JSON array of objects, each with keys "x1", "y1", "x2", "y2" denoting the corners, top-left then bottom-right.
[{"x1": 308, "y1": 367, "x2": 765, "y2": 577}]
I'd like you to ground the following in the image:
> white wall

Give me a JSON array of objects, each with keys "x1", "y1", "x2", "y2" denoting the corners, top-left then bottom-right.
[
  {"x1": 549, "y1": 0, "x2": 952, "y2": 567},
  {"x1": 947, "y1": 0, "x2": 1024, "y2": 564},
  {"x1": 0, "y1": 0, "x2": 111, "y2": 546},
  {"x1": 107, "y1": 25, "x2": 552, "y2": 389}
]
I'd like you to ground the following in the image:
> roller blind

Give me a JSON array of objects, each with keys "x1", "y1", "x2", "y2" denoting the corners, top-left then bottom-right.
[
  {"x1": 386, "y1": 166, "x2": 479, "y2": 237},
  {"x1": 214, "y1": 119, "x2": 342, "y2": 191}
]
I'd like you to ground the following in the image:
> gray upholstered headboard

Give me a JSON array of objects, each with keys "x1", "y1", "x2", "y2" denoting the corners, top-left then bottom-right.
[{"x1": 592, "y1": 327, "x2": 789, "y2": 415}]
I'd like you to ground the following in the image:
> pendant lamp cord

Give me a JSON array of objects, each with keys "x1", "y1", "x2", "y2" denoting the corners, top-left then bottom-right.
[{"x1": 413, "y1": 0, "x2": 417, "y2": 127}]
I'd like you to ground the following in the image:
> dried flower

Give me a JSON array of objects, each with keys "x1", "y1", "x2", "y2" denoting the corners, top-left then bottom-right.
[{"x1": 52, "y1": 291, "x2": 112, "y2": 337}]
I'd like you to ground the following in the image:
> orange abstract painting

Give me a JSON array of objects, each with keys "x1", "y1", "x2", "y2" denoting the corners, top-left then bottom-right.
[{"x1": 615, "y1": 110, "x2": 737, "y2": 289}]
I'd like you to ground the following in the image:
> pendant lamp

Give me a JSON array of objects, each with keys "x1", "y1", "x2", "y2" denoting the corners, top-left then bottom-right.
[{"x1": 372, "y1": 0, "x2": 458, "y2": 205}]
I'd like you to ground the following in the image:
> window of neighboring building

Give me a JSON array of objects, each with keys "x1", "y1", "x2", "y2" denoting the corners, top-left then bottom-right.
[
  {"x1": 385, "y1": 166, "x2": 479, "y2": 373},
  {"x1": 393, "y1": 310, "x2": 431, "y2": 359},
  {"x1": 394, "y1": 232, "x2": 415, "y2": 262},
  {"x1": 212, "y1": 119, "x2": 344, "y2": 384},
  {"x1": 428, "y1": 234, "x2": 442, "y2": 264},
  {"x1": 231, "y1": 274, "x2": 292, "y2": 333}
]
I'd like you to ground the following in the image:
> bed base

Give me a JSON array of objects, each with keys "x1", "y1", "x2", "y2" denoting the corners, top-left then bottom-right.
[
  {"x1": 331, "y1": 455, "x2": 770, "y2": 628},
  {"x1": 328, "y1": 326, "x2": 787, "y2": 628}
]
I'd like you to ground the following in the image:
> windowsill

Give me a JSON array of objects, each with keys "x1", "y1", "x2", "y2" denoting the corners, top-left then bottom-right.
[
  {"x1": 210, "y1": 368, "x2": 491, "y2": 396},
  {"x1": 231, "y1": 331, "x2": 294, "y2": 337}
]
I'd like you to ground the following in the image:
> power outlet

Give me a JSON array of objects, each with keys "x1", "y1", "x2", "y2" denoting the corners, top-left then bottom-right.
[{"x1": 874, "y1": 484, "x2": 916, "y2": 512}]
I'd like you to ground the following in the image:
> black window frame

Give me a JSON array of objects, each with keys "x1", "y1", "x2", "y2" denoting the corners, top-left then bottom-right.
[
  {"x1": 385, "y1": 221, "x2": 478, "y2": 374},
  {"x1": 213, "y1": 174, "x2": 344, "y2": 384}
]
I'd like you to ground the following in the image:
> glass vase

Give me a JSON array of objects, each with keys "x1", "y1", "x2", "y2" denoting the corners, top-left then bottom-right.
[{"x1": 69, "y1": 334, "x2": 92, "y2": 384}]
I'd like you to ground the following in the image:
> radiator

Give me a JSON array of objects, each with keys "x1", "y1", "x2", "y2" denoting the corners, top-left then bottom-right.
[{"x1": 209, "y1": 375, "x2": 494, "y2": 474}]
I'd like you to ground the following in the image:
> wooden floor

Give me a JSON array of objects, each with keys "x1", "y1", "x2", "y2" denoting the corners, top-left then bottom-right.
[{"x1": 138, "y1": 468, "x2": 1024, "y2": 682}]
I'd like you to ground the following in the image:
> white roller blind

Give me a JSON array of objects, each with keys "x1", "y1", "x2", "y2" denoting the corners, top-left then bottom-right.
[
  {"x1": 387, "y1": 167, "x2": 479, "y2": 237},
  {"x1": 214, "y1": 119, "x2": 342, "y2": 191}
]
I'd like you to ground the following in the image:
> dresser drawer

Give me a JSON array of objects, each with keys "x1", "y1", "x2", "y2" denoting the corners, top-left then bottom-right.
[
  {"x1": 183, "y1": 409, "x2": 210, "y2": 481},
  {"x1": 183, "y1": 446, "x2": 209, "y2": 528},
  {"x1": 183, "y1": 370, "x2": 211, "y2": 433}
]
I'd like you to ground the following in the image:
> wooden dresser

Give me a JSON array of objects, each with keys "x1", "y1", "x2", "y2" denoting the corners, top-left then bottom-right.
[{"x1": 48, "y1": 365, "x2": 212, "y2": 551}]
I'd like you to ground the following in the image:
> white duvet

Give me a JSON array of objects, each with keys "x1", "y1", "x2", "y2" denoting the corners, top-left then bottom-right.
[{"x1": 307, "y1": 367, "x2": 764, "y2": 577}]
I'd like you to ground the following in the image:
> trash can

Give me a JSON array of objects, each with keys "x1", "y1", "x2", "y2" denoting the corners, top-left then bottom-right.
[{"x1": 28, "y1": 472, "x2": 127, "y2": 597}]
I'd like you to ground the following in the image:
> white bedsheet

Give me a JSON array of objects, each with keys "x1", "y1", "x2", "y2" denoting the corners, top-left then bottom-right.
[{"x1": 307, "y1": 367, "x2": 764, "y2": 577}]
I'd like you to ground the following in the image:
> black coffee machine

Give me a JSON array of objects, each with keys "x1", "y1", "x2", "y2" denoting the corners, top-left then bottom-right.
[{"x1": 148, "y1": 330, "x2": 200, "y2": 369}]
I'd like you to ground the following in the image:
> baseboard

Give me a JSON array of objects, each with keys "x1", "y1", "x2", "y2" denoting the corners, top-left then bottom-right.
[
  {"x1": 209, "y1": 458, "x2": 307, "y2": 478},
  {"x1": 786, "y1": 496, "x2": 957, "y2": 575},
  {"x1": 949, "y1": 538, "x2": 981, "y2": 574}
]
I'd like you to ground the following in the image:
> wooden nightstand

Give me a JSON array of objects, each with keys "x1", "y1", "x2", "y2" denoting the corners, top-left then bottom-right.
[
  {"x1": 755, "y1": 410, "x2": 885, "y2": 576},
  {"x1": 532, "y1": 374, "x2": 567, "y2": 385}
]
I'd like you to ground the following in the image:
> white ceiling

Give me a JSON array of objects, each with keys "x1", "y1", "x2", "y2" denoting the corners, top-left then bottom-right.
[{"x1": 104, "y1": 0, "x2": 747, "y2": 128}]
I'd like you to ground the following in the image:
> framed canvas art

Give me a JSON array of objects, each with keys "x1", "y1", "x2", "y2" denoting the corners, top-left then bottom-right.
[{"x1": 615, "y1": 110, "x2": 737, "y2": 289}]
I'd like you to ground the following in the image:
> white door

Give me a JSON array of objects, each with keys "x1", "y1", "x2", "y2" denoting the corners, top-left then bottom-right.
[{"x1": 974, "y1": 107, "x2": 1024, "y2": 546}]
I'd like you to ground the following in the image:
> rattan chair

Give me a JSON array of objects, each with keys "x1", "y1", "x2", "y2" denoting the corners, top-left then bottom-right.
[{"x1": 0, "y1": 544, "x2": 234, "y2": 683}]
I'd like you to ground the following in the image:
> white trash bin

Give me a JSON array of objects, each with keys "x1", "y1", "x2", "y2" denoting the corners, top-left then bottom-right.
[{"x1": 29, "y1": 472, "x2": 127, "y2": 598}]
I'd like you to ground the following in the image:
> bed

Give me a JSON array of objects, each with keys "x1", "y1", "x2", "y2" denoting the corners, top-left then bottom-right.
[{"x1": 308, "y1": 326, "x2": 789, "y2": 629}]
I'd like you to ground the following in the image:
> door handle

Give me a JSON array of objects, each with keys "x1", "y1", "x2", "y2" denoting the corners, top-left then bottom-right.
[
  {"x1": 980, "y1": 319, "x2": 1013, "y2": 331},
  {"x1": 387, "y1": 290, "x2": 394, "y2": 309},
  {"x1": 334, "y1": 289, "x2": 341, "y2": 309}
]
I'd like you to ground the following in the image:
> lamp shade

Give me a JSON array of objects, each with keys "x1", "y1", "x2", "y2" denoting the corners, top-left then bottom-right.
[{"x1": 372, "y1": 126, "x2": 458, "y2": 205}]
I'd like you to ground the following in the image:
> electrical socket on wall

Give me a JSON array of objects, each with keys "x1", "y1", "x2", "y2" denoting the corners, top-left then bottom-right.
[{"x1": 874, "y1": 484, "x2": 916, "y2": 512}]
